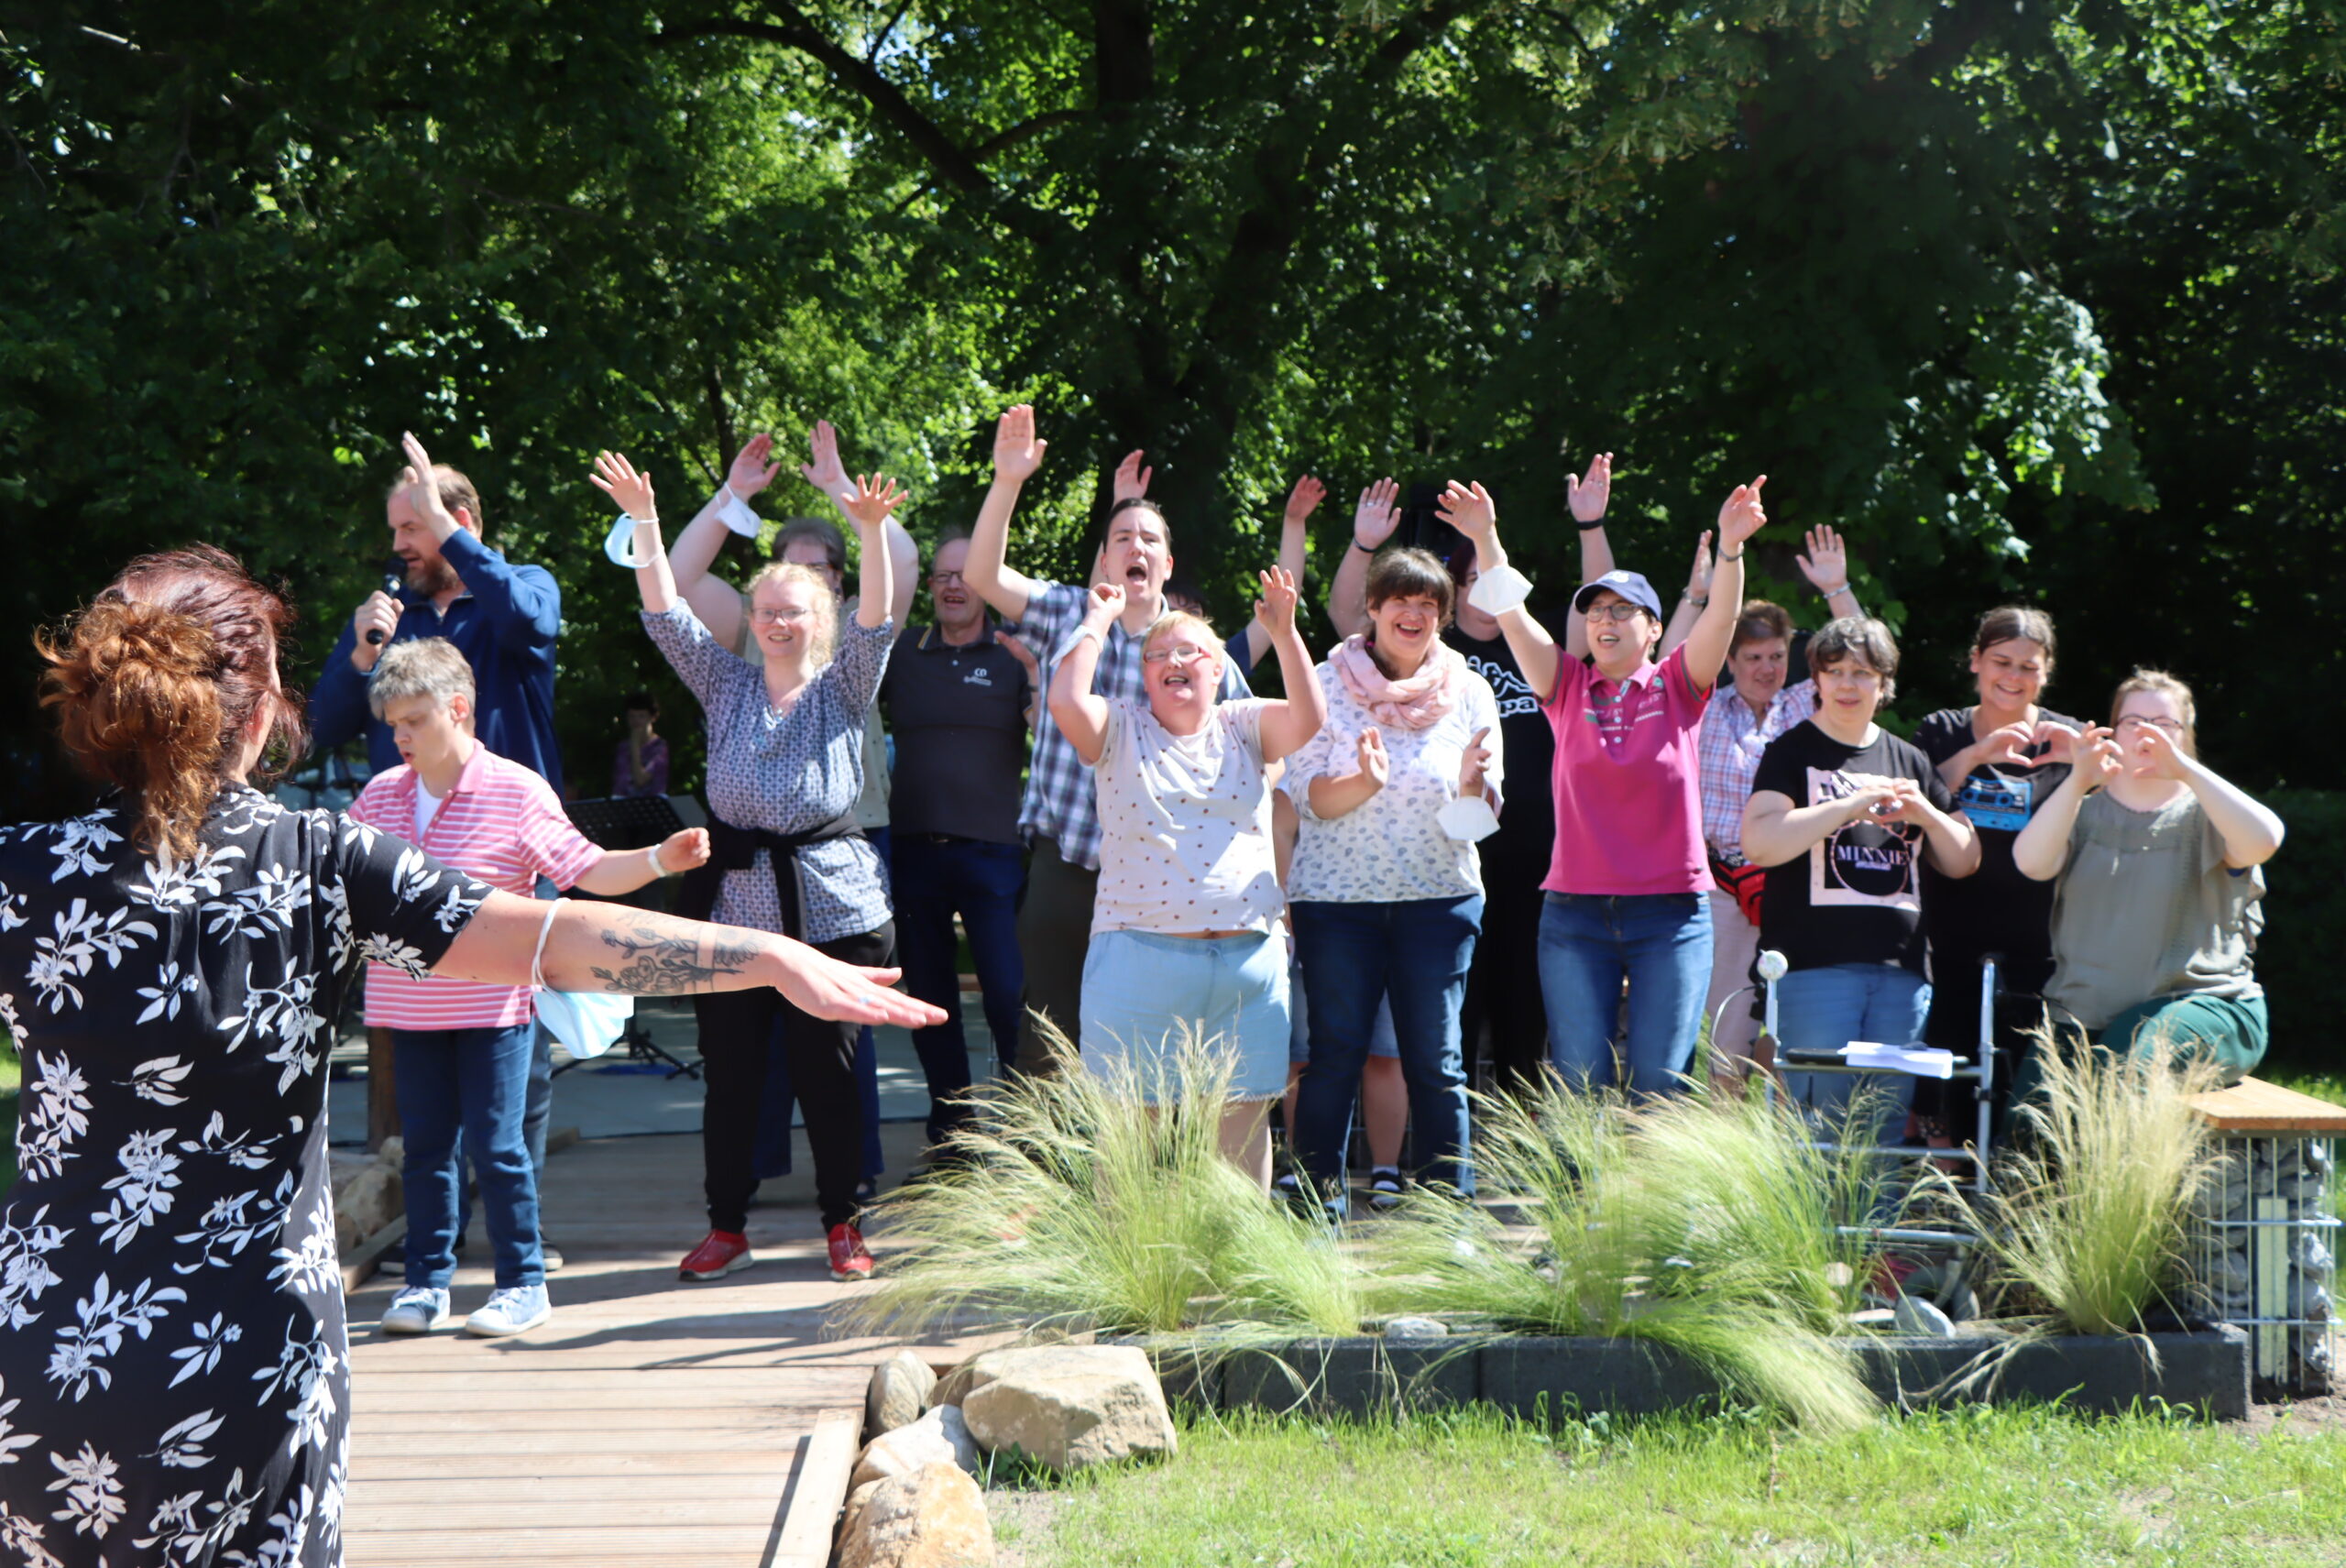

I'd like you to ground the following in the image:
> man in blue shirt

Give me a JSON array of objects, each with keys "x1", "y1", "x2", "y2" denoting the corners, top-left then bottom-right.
[
  {"x1": 312, "y1": 434, "x2": 565, "y2": 790},
  {"x1": 311, "y1": 433, "x2": 568, "y2": 1264}
]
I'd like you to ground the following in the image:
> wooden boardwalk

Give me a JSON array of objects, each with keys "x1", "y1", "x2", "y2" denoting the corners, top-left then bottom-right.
[{"x1": 342, "y1": 1128, "x2": 976, "y2": 1567}]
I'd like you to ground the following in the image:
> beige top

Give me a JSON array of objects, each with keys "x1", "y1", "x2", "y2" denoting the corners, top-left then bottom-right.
[
  {"x1": 1091, "y1": 697, "x2": 1282, "y2": 938},
  {"x1": 2047, "y1": 789, "x2": 2264, "y2": 1031}
]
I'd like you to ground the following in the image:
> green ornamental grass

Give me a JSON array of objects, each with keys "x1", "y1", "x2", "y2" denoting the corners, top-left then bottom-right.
[
  {"x1": 1365, "y1": 1080, "x2": 1894, "y2": 1433},
  {"x1": 1981, "y1": 1037, "x2": 2225, "y2": 1338},
  {"x1": 836, "y1": 1022, "x2": 1362, "y2": 1343}
]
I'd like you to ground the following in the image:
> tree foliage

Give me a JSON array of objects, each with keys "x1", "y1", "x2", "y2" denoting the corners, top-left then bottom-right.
[{"x1": 2, "y1": 0, "x2": 2341, "y2": 819}]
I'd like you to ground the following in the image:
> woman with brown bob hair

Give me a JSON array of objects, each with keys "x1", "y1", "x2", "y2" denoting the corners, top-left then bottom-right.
[{"x1": 0, "y1": 543, "x2": 937, "y2": 1567}]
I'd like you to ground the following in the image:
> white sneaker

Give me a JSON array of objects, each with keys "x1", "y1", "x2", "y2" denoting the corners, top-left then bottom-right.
[
  {"x1": 465, "y1": 1284, "x2": 553, "y2": 1338},
  {"x1": 380, "y1": 1287, "x2": 451, "y2": 1336}
]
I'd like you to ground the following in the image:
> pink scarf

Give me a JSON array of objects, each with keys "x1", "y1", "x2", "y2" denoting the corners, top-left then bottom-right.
[{"x1": 1330, "y1": 633, "x2": 1464, "y2": 730}]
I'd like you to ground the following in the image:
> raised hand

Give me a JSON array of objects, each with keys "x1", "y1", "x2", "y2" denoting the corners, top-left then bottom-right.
[
  {"x1": 2074, "y1": 727, "x2": 2122, "y2": 791},
  {"x1": 1084, "y1": 580, "x2": 1126, "y2": 627},
  {"x1": 839, "y1": 473, "x2": 905, "y2": 531},
  {"x1": 2127, "y1": 720, "x2": 2192, "y2": 783},
  {"x1": 1283, "y1": 475, "x2": 1327, "y2": 526},
  {"x1": 1436, "y1": 480, "x2": 1497, "y2": 543},
  {"x1": 1716, "y1": 475, "x2": 1770, "y2": 549},
  {"x1": 590, "y1": 450, "x2": 658, "y2": 521},
  {"x1": 1354, "y1": 478, "x2": 1401, "y2": 549},
  {"x1": 800, "y1": 420, "x2": 847, "y2": 494},
  {"x1": 1459, "y1": 726, "x2": 1492, "y2": 798},
  {"x1": 729, "y1": 433, "x2": 783, "y2": 498},
  {"x1": 400, "y1": 432, "x2": 459, "y2": 532},
  {"x1": 1795, "y1": 524, "x2": 1848, "y2": 594},
  {"x1": 1567, "y1": 452, "x2": 1614, "y2": 523},
  {"x1": 1254, "y1": 565, "x2": 1299, "y2": 637},
  {"x1": 992, "y1": 404, "x2": 1047, "y2": 485},
  {"x1": 659, "y1": 828, "x2": 712, "y2": 872},
  {"x1": 1354, "y1": 726, "x2": 1390, "y2": 792},
  {"x1": 1112, "y1": 449, "x2": 1153, "y2": 503},
  {"x1": 1685, "y1": 530, "x2": 1715, "y2": 599},
  {"x1": 995, "y1": 629, "x2": 1039, "y2": 682}
]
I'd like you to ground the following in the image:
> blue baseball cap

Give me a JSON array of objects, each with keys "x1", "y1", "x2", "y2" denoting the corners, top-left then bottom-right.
[{"x1": 1572, "y1": 569, "x2": 1664, "y2": 620}]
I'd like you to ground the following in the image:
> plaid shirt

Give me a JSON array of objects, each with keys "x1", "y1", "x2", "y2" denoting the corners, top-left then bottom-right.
[
  {"x1": 1696, "y1": 678, "x2": 1820, "y2": 856},
  {"x1": 1017, "y1": 580, "x2": 1251, "y2": 870}
]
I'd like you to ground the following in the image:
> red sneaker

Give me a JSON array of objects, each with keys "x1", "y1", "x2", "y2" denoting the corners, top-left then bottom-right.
[
  {"x1": 827, "y1": 1223, "x2": 873, "y2": 1283},
  {"x1": 678, "y1": 1230, "x2": 753, "y2": 1281}
]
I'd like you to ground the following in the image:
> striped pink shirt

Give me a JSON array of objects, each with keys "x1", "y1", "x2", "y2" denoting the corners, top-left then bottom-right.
[{"x1": 349, "y1": 740, "x2": 605, "y2": 1029}]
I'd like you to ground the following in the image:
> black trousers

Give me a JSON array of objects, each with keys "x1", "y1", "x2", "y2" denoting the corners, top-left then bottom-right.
[
  {"x1": 1464, "y1": 850, "x2": 1551, "y2": 1095},
  {"x1": 1014, "y1": 838, "x2": 1098, "y2": 1074},
  {"x1": 695, "y1": 923, "x2": 893, "y2": 1233}
]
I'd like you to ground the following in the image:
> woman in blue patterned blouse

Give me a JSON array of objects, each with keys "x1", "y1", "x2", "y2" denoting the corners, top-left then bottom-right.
[{"x1": 596, "y1": 449, "x2": 904, "y2": 1286}]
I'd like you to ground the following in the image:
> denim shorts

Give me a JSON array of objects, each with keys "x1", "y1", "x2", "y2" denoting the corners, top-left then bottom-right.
[
  {"x1": 1080, "y1": 928, "x2": 1289, "y2": 1101},
  {"x1": 1287, "y1": 953, "x2": 1398, "y2": 1065}
]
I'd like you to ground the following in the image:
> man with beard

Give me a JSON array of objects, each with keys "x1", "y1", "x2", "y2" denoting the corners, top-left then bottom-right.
[
  {"x1": 881, "y1": 528, "x2": 1036, "y2": 1142},
  {"x1": 312, "y1": 445, "x2": 564, "y2": 789},
  {"x1": 312, "y1": 439, "x2": 568, "y2": 1266}
]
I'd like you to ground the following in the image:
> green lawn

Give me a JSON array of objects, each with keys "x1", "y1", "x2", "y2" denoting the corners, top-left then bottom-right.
[{"x1": 997, "y1": 1405, "x2": 2346, "y2": 1567}]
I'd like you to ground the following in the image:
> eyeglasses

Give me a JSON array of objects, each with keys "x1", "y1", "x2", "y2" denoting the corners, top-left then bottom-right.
[
  {"x1": 750, "y1": 606, "x2": 811, "y2": 625},
  {"x1": 927, "y1": 570, "x2": 964, "y2": 587},
  {"x1": 1584, "y1": 602, "x2": 1646, "y2": 623},
  {"x1": 1143, "y1": 644, "x2": 1217, "y2": 667},
  {"x1": 2116, "y1": 715, "x2": 2185, "y2": 735}
]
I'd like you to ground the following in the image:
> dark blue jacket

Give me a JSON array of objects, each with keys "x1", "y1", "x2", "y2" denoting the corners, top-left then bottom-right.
[{"x1": 310, "y1": 528, "x2": 565, "y2": 790}]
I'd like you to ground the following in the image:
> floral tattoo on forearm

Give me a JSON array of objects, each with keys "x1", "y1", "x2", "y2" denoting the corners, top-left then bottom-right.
[{"x1": 588, "y1": 923, "x2": 762, "y2": 993}]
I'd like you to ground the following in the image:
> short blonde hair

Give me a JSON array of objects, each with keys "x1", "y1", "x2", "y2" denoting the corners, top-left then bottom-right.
[
  {"x1": 1142, "y1": 609, "x2": 1222, "y2": 662},
  {"x1": 745, "y1": 561, "x2": 839, "y2": 669},
  {"x1": 2110, "y1": 667, "x2": 2198, "y2": 757},
  {"x1": 368, "y1": 638, "x2": 476, "y2": 725}
]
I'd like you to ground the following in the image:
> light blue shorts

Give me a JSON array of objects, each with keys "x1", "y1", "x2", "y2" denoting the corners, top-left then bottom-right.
[
  {"x1": 1287, "y1": 954, "x2": 1398, "y2": 1065},
  {"x1": 1080, "y1": 928, "x2": 1289, "y2": 1102}
]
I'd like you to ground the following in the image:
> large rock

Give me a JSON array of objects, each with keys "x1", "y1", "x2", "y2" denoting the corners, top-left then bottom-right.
[
  {"x1": 837, "y1": 1462, "x2": 993, "y2": 1568},
  {"x1": 330, "y1": 1138, "x2": 404, "y2": 1254},
  {"x1": 932, "y1": 1347, "x2": 1022, "y2": 1409},
  {"x1": 959, "y1": 1345, "x2": 1176, "y2": 1472},
  {"x1": 852, "y1": 1404, "x2": 980, "y2": 1493},
  {"x1": 865, "y1": 1348, "x2": 938, "y2": 1441}
]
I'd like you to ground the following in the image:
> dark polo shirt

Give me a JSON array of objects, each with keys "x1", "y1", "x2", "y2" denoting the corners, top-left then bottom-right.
[{"x1": 881, "y1": 622, "x2": 1032, "y2": 844}]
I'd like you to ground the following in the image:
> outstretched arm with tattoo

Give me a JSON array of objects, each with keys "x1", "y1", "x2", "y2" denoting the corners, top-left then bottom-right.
[{"x1": 437, "y1": 889, "x2": 948, "y2": 1027}]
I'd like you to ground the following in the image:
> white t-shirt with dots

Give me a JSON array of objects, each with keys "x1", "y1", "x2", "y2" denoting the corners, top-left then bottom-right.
[{"x1": 1090, "y1": 696, "x2": 1283, "y2": 938}]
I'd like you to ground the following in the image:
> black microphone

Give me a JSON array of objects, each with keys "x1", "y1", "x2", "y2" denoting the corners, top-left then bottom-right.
[{"x1": 365, "y1": 558, "x2": 405, "y2": 645}]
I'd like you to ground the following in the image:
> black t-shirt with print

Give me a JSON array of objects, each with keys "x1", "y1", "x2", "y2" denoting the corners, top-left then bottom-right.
[
  {"x1": 1446, "y1": 620, "x2": 1555, "y2": 888},
  {"x1": 1750, "y1": 720, "x2": 1958, "y2": 974},
  {"x1": 1910, "y1": 707, "x2": 2077, "y2": 970}
]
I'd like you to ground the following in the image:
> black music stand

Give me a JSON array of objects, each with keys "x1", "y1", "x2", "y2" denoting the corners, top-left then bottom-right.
[{"x1": 557, "y1": 795, "x2": 702, "y2": 1080}]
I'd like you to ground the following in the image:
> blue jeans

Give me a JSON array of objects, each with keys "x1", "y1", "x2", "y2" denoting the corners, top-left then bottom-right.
[
  {"x1": 397, "y1": 1023, "x2": 544, "y2": 1289},
  {"x1": 1537, "y1": 893, "x2": 1711, "y2": 1098},
  {"x1": 893, "y1": 835, "x2": 1027, "y2": 1140},
  {"x1": 1291, "y1": 896, "x2": 1484, "y2": 1200},
  {"x1": 1775, "y1": 961, "x2": 1932, "y2": 1139}
]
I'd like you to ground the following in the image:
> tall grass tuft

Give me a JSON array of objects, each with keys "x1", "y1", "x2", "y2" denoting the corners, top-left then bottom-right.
[
  {"x1": 1364, "y1": 1080, "x2": 1882, "y2": 1433},
  {"x1": 1982, "y1": 1037, "x2": 2225, "y2": 1337},
  {"x1": 835, "y1": 1021, "x2": 1363, "y2": 1343}
]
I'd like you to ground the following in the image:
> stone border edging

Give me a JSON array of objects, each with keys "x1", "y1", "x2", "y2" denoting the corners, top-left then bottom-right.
[{"x1": 1119, "y1": 1328, "x2": 2252, "y2": 1422}]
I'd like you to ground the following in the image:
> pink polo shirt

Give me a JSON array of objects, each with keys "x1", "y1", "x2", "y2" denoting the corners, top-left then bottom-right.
[
  {"x1": 348, "y1": 740, "x2": 605, "y2": 1029},
  {"x1": 1542, "y1": 642, "x2": 1712, "y2": 897}
]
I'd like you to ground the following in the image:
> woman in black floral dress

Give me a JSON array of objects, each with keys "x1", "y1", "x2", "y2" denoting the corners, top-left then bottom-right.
[{"x1": 0, "y1": 543, "x2": 942, "y2": 1568}]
